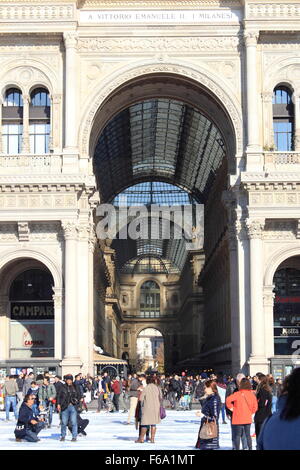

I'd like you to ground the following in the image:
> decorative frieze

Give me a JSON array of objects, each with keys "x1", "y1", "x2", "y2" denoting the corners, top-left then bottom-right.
[
  {"x1": 0, "y1": 193, "x2": 77, "y2": 210},
  {"x1": 0, "y1": 223, "x2": 17, "y2": 241},
  {"x1": 264, "y1": 219, "x2": 297, "y2": 240},
  {"x1": 77, "y1": 36, "x2": 241, "y2": 53},
  {"x1": 249, "y1": 191, "x2": 300, "y2": 206},
  {"x1": 29, "y1": 222, "x2": 62, "y2": 241}
]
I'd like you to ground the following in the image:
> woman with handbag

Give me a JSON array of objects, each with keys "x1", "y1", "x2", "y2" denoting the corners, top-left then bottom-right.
[
  {"x1": 195, "y1": 380, "x2": 221, "y2": 450},
  {"x1": 225, "y1": 378, "x2": 258, "y2": 450}
]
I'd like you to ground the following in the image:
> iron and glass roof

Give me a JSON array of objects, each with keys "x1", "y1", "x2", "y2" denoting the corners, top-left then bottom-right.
[
  {"x1": 95, "y1": 98, "x2": 226, "y2": 274},
  {"x1": 94, "y1": 98, "x2": 226, "y2": 204}
]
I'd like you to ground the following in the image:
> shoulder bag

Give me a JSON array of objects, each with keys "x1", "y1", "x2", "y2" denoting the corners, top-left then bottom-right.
[{"x1": 199, "y1": 417, "x2": 218, "y2": 440}]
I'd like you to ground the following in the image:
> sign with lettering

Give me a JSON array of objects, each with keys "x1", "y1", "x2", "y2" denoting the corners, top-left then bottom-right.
[
  {"x1": 11, "y1": 302, "x2": 54, "y2": 320},
  {"x1": 10, "y1": 320, "x2": 54, "y2": 358},
  {"x1": 274, "y1": 327, "x2": 300, "y2": 337},
  {"x1": 80, "y1": 9, "x2": 242, "y2": 24}
]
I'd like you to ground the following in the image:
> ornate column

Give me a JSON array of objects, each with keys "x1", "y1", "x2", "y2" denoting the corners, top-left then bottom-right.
[
  {"x1": 51, "y1": 94, "x2": 62, "y2": 153},
  {"x1": 77, "y1": 223, "x2": 92, "y2": 374},
  {"x1": 0, "y1": 295, "x2": 9, "y2": 360},
  {"x1": 52, "y1": 287, "x2": 64, "y2": 361},
  {"x1": 63, "y1": 32, "x2": 78, "y2": 151},
  {"x1": 261, "y1": 91, "x2": 275, "y2": 150},
  {"x1": 22, "y1": 94, "x2": 30, "y2": 154},
  {"x1": 263, "y1": 285, "x2": 275, "y2": 360},
  {"x1": 244, "y1": 31, "x2": 261, "y2": 164},
  {"x1": 61, "y1": 221, "x2": 82, "y2": 373},
  {"x1": 246, "y1": 219, "x2": 269, "y2": 374}
]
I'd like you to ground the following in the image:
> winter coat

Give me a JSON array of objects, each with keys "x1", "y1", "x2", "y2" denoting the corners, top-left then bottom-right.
[
  {"x1": 16, "y1": 378, "x2": 24, "y2": 393},
  {"x1": 57, "y1": 383, "x2": 82, "y2": 412},
  {"x1": 196, "y1": 393, "x2": 221, "y2": 450},
  {"x1": 3, "y1": 380, "x2": 18, "y2": 397},
  {"x1": 254, "y1": 387, "x2": 272, "y2": 424},
  {"x1": 22, "y1": 378, "x2": 33, "y2": 396},
  {"x1": 38, "y1": 384, "x2": 56, "y2": 402},
  {"x1": 226, "y1": 390, "x2": 258, "y2": 425},
  {"x1": 129, "y1": 378, "x2": 140, "y2": 398},
  {"x1": 257, "y1": 395, "x2": 300, "y2": 450},
  {"x1": 140, "y1": 383, "x2": 162, "y2": 426},
  {"x1": 14, "y1": 403, "x2": 35, "y2": 439},
  {"x1": 111, "y1": 381, "x2": 121, "y2": 395},
  {"x1": 169, "y1": 378, "x2": 182, "y2": 394},
  {"x1": 195, "y1": 380, "x2": 205, "y2": 399}
]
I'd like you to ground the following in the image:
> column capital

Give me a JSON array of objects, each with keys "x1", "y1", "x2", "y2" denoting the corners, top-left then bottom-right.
[
  {"x1": 62, "y1": 221, "x2": 78, "y2": 240},
  {"x1": 63, "y1": 31, "x2": 78, "y2": 49},
  {"x1": 244, "y1": 30, "x2": 259, "y2": 47},
  {"x1": 245, "y1": 218, "x2": 265, "y2": 239}
]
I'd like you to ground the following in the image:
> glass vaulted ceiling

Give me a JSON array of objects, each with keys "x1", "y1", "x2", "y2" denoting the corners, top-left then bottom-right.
[
  {"x1": 94, "y1": 98, "x2": 226, "y2": 204},
  {"x1": 111, "y1": 182, "x2": 196, "y2": 274},
  {"x1": 95, "y1": 98, "x2": 226, "y2": 275}
]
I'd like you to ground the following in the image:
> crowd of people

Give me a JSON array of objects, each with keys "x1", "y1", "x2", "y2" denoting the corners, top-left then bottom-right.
[{"x1": 1, "y1": 367, "x2": 299, "y2": 449}]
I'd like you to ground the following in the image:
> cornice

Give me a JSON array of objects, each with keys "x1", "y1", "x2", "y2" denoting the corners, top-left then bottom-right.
[
  {"x1": 0, "y1": 174, "x2": 96, "y2": 187},
  {"x1": 78, "y1": 0, "x2": 242, "y2": 9}
]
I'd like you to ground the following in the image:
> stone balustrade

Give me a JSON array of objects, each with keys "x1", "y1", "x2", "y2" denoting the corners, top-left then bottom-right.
[
  {"x1": 264, "y1": 151, "x2": 300, "y2": 167},
  {"x1": 0, "y1": 153, "x2": 62, "y2": 174}
]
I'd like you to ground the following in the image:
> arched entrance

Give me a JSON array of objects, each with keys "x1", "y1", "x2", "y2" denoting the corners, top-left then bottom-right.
[
  {"x1": 0, "y1": 256, "x2": 61, "y2": 377},
  {"x1": 90, "y1": 72, "x2": 237, "y2": 373},
  {"x1": 136, "y1": 328, "x2": 164, "y2": 373},
  {"x1": 271, "y1": 255, "x2": 300, "y2": 378}
]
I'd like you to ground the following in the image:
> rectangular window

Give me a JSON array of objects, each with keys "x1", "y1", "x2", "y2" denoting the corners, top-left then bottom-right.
[
  {"x1": 2, "y1": 124, "x2": 23, "y2": 154},
  {"x1": 273, "y1": 121, "x2": 293, "y2": 151},
  {"x1": 29, "y1": 122, "x2": 50, "y2": 154}
]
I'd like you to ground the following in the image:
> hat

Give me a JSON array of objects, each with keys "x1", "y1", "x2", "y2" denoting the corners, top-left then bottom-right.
[
  {"x1": 200, "y1": 372, "x2": 208, "y2": 379},
  {"x1": 64, "y1": 374, "x2": 73, "y2": 381}
]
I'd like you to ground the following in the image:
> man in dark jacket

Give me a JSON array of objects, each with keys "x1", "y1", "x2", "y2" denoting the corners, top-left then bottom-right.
[
  {"x1": 57, "y1": 374, "x2": 82, "y2": 442},
  {"x1": 168, "y1": 375, "x2": 182, "y2": 410},
  {"x1": 14, "y1": 394, "x2": 45, "y2": 442}
]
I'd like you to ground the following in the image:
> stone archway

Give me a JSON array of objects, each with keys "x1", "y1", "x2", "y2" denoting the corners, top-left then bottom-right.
[
  {"x1": 79, "y1": 60, "x2": 243, "y2": 164},
  {"x1": 136, "y1": 327, "x2": 164, "y2": 373}
]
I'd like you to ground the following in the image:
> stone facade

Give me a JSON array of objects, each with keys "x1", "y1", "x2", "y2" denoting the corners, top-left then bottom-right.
[{"x1": 0, "y1": 0, "x2": 300, "y2": 377}]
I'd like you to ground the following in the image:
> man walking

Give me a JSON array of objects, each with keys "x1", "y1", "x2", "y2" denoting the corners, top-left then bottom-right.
[
  {"x1": 56, "y1": 374, "x2": 82, "y2": 442},
  {"x1": 3, "y1": 375, "x2": 18, "y2": 421}
]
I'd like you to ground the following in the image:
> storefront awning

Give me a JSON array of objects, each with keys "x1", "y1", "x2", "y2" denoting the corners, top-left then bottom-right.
[{"x1": 93, "y1": 352, "x2": 127, "y2": 365}]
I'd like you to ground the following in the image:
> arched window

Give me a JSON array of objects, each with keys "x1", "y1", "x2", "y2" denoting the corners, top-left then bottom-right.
[
  {"x1": 29, "y1": 88, "x2": 50, "y2": 153},
  {"x1": 273, "y1": 85, "x2": 294, "y2": 151},
  {"x1": 2, "y1": 87, "x2": 23, "y2": 154},
  {"x1": 139, "y1": 280, "x2": 160, "y2": 318}
]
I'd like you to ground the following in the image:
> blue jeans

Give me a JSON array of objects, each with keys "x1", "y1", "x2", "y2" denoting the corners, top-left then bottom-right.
[
  {"x1": 61, "y1": 405, "x2": 78, "y2": 439},
  {"x1": 5, "y1": 396, "x2": 18, "y2": 420},
  {"x1": 272, "y1": 396, "x2": 278, "y2": 414},
  {"x1": 23, "y1": 422, "x2": 45, "y2": 442},
  {"x1": 231, "y1": 422, "x2": 248, "y2": 450},
  {"x1": 232, "y1": 424, "x2": 252, "y2": 450}
]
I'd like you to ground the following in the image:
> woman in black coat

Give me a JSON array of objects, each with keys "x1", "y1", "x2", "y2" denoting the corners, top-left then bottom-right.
[
  {"x1": 254, "y1": 376, "x2": 272, "y2": 439},
  {"x1": 195, "y1": 380, "x2": 221, "y2": 450}
]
